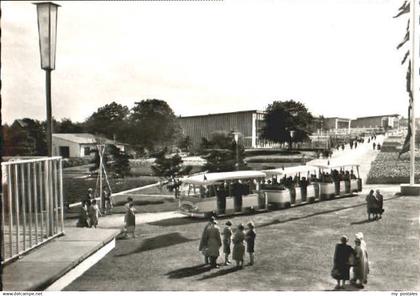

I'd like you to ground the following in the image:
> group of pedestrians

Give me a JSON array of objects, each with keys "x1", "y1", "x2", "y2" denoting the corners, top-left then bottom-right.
[
  {"x1": 77, "y1": 187, "x2": 115, "y2": 228},
  {"x1": 77, "y1": 188, "x2": 103, "y2": 228},
  {"x1": 199, "y1": 217, "x2": 256, "y2": 269},
  {"x1": 332, "y1": 232, "x2": 369, "y2": 290},
  {"x1": 366, "y1": 189, "x2": 384, "y2": 221}
]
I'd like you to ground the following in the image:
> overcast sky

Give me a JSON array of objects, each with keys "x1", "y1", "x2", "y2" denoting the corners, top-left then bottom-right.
[{"x1": 2, "y1": 0, "x2": 414, "y2": 124}]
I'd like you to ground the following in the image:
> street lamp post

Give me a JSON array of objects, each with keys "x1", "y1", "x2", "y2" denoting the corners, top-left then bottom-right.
[
  {"x1": 34, "y1": 2, "x2": 60, "y2": 157},
  {"x1": 289, "y1": 130, "x2": 295, "y2": 150},
  {"x1": 232, "y1": 131, "x2": 240, "y2": 170}
]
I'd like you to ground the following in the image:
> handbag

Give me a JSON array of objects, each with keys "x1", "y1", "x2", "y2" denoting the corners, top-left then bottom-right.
[{"x1": 331, "y1": 266, "x2": 341, "y2": 279}]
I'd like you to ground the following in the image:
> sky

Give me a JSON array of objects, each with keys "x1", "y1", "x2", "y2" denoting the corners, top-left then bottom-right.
[{"x1": 2, "y1": 0, "x2": 415, "y2": 124}]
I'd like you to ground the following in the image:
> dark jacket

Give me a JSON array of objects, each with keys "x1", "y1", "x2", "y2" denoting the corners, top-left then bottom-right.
[{"x1": 333, "y1": 243, "x2": 354, "y2": 280}]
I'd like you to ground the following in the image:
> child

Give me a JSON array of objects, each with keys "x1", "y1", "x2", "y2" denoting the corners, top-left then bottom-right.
[
  {"x1": 223, "y1": 220, "x2": 233, "y2": 265},
  {"x1": 77, "y1": 200, "x2": 90, "y2": 228},
  {"x1": 88, "y1": 199, "x2": 101, "y2": 228},
  {"x1": 124, "y1": 202, "x2": 136, "y2": 238},
  {"x1": 245, "y1": 221, "x2": 256, "y2": 266}
]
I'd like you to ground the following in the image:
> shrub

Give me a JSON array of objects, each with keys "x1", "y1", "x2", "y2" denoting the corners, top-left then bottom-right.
[{"x1": 62, "y1": 157, "x2": 92, "y2": 168}]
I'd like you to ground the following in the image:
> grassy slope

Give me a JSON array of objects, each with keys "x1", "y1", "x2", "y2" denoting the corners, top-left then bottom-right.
[{"x1": 65, "y1": 192, "x2": 419, "y2": 291}]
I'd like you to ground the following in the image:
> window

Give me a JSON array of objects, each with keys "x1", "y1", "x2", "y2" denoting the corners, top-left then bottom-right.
[{"x1": 84, "y1": 146, "x2": 91, "y2": 156}]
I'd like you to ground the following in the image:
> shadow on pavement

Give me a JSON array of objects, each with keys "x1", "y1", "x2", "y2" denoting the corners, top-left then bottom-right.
[
  {"x1": 257, "y1": 194, "x2": 402, "y2": 229},
  {"x1": 166, "y1": 263, "x2": 213, "y2": 279},
  {"x1": 148, "y1": 217, "x2": 203, "y2": 226},
  {"x1": 350, "y1": 218, "x2": 377, "y2": 225},
  {"x1": 197, "y1": 266, "x2": 241, "y2": 281},
  {"x1": 114, "y1": 232, "x2": 197, "y2": 257}
]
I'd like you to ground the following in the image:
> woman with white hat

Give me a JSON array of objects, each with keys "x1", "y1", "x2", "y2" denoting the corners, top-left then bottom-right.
[{"x1": 352, "y1": 233, "x2": 369, "y2": 288}]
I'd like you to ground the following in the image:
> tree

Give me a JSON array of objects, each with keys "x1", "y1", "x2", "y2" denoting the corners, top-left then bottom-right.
[
  {"x1": 201, "y1": 131, "x2": 247, "y2": 172},
  {"x1": 56, "y1": 118, "x2": 85, "y2": 133},
  {"x1": 151, "y1": 147, "x2": 192, "y2": 178},
  {"x1": 3, "y1": 118, "x2": 47, "y2": 156},
  {"x1": 85, "y1": 102, "x2": 129, "y2": 141},
  {"x1": 178, "y1": 135, "x2": 192, "y2": 153},
  {"x1": 129, "y1": 99, "x2": 181, "y2": 153},
  {"x1": 261, "y1": 100, "x2": 314, "y2": 149},
  {"x1": 90, "y1": 144, "x2": 131, "y2": 178}
]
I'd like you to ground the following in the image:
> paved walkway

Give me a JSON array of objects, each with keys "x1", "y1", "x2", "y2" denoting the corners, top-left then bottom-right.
[{"x1": 2, "y1": 227, "x2": 120, "y2": 291}]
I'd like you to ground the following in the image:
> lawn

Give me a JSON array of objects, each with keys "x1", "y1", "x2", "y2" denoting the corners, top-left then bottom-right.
[
  {"x1": 63, "y1": 175, "x2": 160, "y2": 204},
  {"x1": 65, "y1": 191, "x2": 420, "y2": 291}
]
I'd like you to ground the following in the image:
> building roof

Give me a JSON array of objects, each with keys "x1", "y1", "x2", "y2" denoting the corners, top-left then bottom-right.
[
  {"x1": 354, "y1": 114, "x2": 400, "y2": 120},
  {"x1": 178, "y1": 110, "x2": 265, "y2": 119},
  {"x1": 324, "y1": 117, "x2": 351, "y2": 121},
  {"x1": 52, "y1": 133, "x2": 118, "y2": 145}
]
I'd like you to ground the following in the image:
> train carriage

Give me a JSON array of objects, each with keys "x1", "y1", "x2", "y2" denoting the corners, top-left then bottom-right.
[
  {"x1": 179, "y1": 170, "x2": 266, "y2": 217},
  {"x1": 307, "y1": 160, "x2": 362, "y2": 200},
  {"x1": 261, "y1": 165, "x2": 320, "y2": 208}
]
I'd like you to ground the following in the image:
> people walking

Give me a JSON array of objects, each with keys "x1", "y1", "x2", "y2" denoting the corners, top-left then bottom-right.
[
  {"x1": 104, "y1": 189, "x2": 113, "y2": 215},
  {"x1": 372, "y1": 142, "x2": 376, "y2": 150},
  {"x1": 205, "y1": 218, "x2": 222, "y2": 268},
  {"x1": 375, "y1": 189, "x2": 384, "y2": 219},
  {"x1": 124, "y1": 202, "x2": 136, "y2": 238},
  {"x1": 232, "y1": 223, "x2": 246, "y2": 268},
  {"x1": 352, "y1": 235, "x2": 369, "y2": 288},
  {"x1": 88, "y1": 199, "x2": 101, "y2": 228},
  {"x1": 366, "y1": 190, "x2": 378, "y2": 221},
  {"x1": 245, "y1": 221, "x2": 256, "y2": 266},
  {"x1": 199, "y1": 217, "x2": 214, "y2": 265},
  {"x1": 223, "y1": 220, "x2": 233, "y2": 265},
  {"x1": 332, "y1": 235, "x2": 354, "y2": 289},
  {"x1": 77, "y1": 200, "x2": 90, "y2": 228}
]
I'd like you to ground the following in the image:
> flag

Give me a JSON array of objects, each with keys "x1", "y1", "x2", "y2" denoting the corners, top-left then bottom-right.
[
  {"x1": 399, "y1": 105, "x2": 412, "y2": 158},
  {"x1": 399, "y1": 62, "x2": 413, "y2": 158}
]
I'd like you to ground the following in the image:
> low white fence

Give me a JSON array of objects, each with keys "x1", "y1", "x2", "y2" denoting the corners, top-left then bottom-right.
[{"x1": 1, "y1": 157, "x2": 64, "y2": 264}]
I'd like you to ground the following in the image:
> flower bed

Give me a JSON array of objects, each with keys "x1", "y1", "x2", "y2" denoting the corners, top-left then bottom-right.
[{"x1": 366, "y1": 151, "x2": 420, "y2": 184}]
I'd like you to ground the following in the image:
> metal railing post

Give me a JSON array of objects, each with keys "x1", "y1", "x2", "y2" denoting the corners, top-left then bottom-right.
[
  {"x1": 14, "y1": 165, "x2": 20, "y2": 255},
  {"x1": 53, "y1": 160, "x2": 59, "y2": 234},
  {"x1": 44, "y1": 160, "x2": 52, "y2": 236},
  {"x1": 7, "y1": 165, "x2": 13, "y2": 259},
  {"x1": 33, "y1": 162, "x2": 39, "y2": 245},
  {"x1": 27, "y1": 163, "x2": 33, "y2": 248},
  {"x1": 59, "y1": 158, "x2": 64, "y2": 233},
  {"x1": 1, "y1": 165, "x2": 6, "y2": 261},
  {"x1": 20, "y1": 164, "x2": 27, "y2": 250},
  {"x1": 39, "y1": 161, "x2": 44, "y2": 240}
]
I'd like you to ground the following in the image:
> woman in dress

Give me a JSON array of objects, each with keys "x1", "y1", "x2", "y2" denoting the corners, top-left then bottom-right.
[
  {"x1": 332, "y1": 235, "x2": 354, "y2": 289},
  {"x1": 353, "y1": 234, "x2": 369, "y2": 288},
  {"x1": 232, "y1": 223, "x2": 245, "y2": 268}
]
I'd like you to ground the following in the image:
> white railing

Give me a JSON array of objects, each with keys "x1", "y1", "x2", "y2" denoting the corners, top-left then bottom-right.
[{"x1": 1, "y1": 157, "x2": 64, "y2": 264}]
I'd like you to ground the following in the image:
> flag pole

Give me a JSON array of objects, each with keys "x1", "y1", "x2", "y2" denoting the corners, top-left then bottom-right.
[{"x1": 410, "y1": 0, "x2": 418, "y2": 186}]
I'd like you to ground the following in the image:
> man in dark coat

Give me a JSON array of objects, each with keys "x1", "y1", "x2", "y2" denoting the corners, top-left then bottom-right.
[
  {"x1": 366, "y1": 190, "x2": 378, "y2": 221},
  {"x1": 199, "y1": 217, "x2": 214, "y2": 264},
  {"x1": 332, "y1": 235, "x2": 354, "y2": 289}
]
